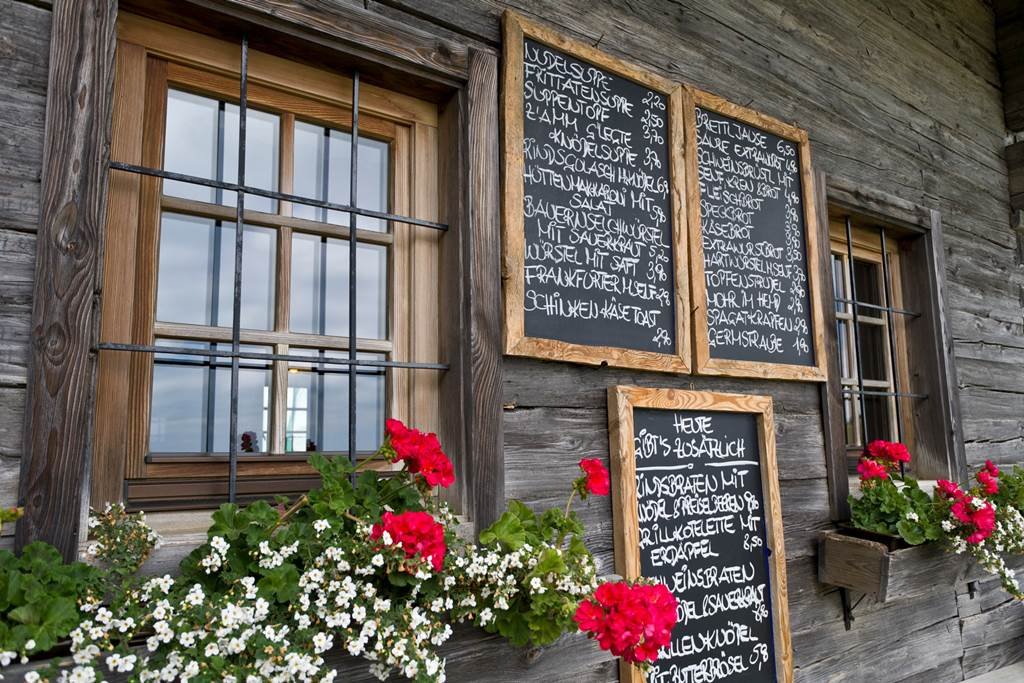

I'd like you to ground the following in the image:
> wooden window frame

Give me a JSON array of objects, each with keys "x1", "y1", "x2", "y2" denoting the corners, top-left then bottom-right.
[
  {"x1": 18, "y1": 0, "x2": 503, "y2": 559},
  {"x1": 814, "y1": 172, "x2": 966, "y2": 520},
  {"x1": 95, "y1": 17, "x2": 443, "y2": 505},
  {"x1": 828, "y1": 222, "x2": 914, "y2": 458}
]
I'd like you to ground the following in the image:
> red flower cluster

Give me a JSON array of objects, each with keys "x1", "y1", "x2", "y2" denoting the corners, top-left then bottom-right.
[
  {"x1": 857, "y1": 457, "x2": 890, "y2": 481},
  {"x1": 977, "y1": 460, "x2": 1000, "y2": 495},
  {"x1": 857, "y1": 440, "x2": 912, "y2": 484},
  {"x1": 384, "y1": 419, "x2": 455, "y2": 489},
  {"x1": 579, "y1": 458, "x2": 611, "y2": 496},
  {"x1": 937, "y1": 479, "x2": 996, "y2": 545},
  {"x1": 574, "y1": 581, "x2": 678, "y2": 664},
  {"x1": 865, "y1": 440, "x2": 911, "y2": 465},
  {"x1": 371, "y1": 510, "x2": 447, "y2": 571}
]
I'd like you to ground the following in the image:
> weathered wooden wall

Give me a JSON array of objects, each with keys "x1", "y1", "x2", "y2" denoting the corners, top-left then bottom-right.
[{"x1": 0, "y1": 0, "x2": 1021, "y2": 680}]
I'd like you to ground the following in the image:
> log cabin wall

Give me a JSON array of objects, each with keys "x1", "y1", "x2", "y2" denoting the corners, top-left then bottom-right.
[{"x1": 0, "y1": 0, "x2": 1022, "y2": 681}]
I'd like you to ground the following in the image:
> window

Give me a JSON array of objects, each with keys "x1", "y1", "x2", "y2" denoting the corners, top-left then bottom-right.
[
  {"x1": 93, "y1": 14, "x2": 445, "y2": 509},
  {"x1": 824, "y1": 201, "x2": 965, "y2": 493},
  {"x1": 830, "y1": 217, "x2": 914, "y2": 464}
]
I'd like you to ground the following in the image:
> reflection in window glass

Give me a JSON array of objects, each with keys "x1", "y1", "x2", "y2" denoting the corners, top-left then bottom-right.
[
  {"x1": 290, "y1": 233, "x2": 386, "y2": 339},
  {"x1": 163, "y1": 88, "x2": 279, "y2": 213},
  {"x1": 285, "y1": 350, "x2": 384, "y2": 453},
  {"x1": 292, "y1": 120, "x2": 388, "y2": 230},
  {"x1": 857, "y1": 322, "x2": 889, "y2": 383},
  {"x1": 149, "y1": 341, "x2": 271, "y2": 453},
  {"x1": 156, "y1": 213, "x2": 276, "y2": 330}
]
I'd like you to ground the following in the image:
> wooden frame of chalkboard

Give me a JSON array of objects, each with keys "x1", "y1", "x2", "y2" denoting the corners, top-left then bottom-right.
[
  {"x1": 684, "y1": 88, "x2": 827, "y2": 382},
  {"x1": 501, "y1": 11, "x2": 691, "y2": 373},
  {"x1": 608, "y1": 386, "x2": 793, "y2": 683}
]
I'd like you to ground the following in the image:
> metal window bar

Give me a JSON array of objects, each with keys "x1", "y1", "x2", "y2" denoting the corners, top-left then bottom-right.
[
  {"x1": 100, "y1": 35, "x2": 449, "y2": 502},
  {"x1": 832, "y1": 298, "x2": 920, "y2": 318}
]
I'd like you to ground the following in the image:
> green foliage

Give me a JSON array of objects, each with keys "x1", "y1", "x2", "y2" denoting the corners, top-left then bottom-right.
[
  {"x1": 849, "y1": 476, "x2": 943, "y2": 546},
  {"x1": 468, "y1": 499, "x2": 595, "y2": 648},
  {"x1": 0, "y1": 542, "x2": 102, "y2": 657}
]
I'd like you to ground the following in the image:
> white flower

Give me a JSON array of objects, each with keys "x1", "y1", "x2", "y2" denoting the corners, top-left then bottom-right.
[
  {"x1": 312, "y1": 632, "x2": 333, "y2": 654},
  {"x1": 941, "y1": 520, "x2": 955, "y2": 532},
  {"x1": 905, "y1": 510, "x2": 919, "y2": 522},
  {"x1": 24, "y1": 640, "x2": 35, "y2": 651},
  {"x1": 371, "y1": 554, "x2": 384, "y2": 567},
  {"x1": 313, "y1": 519, "x2": 331, "y2": 535},
  {"x1": 25, "y1": 672, "x2": 41, "y2": 682}
]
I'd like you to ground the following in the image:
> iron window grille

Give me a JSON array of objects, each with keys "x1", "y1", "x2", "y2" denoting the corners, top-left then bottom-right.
[
  {"x1": 102, "y1": 36, "x2": 449, "y2": 502},
  {"x1": 833, "y1": 215, "x2": 926, "y2": 472}
]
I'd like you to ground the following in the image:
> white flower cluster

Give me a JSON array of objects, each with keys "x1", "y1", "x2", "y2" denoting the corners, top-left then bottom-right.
[
  {"x1": 449, "y1": 541, "x2": 597, "y2": 630},
  {"x1": 85, "y1": 504, "x2": 162, "y2": 561},
  {"x1": 967, "y1": 503, "x2": 1024, "y2": 596},
  {"x1": 292, "y1": 542, "x2": 450, "y2": 681}
]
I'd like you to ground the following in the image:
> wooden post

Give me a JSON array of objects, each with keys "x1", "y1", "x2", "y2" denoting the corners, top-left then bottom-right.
[{"x1": 16, "y1": 0, "x2": 118, "y2": 560}]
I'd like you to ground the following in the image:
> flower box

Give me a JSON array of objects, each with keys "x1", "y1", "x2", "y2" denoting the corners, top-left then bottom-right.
[{"x1": 817, "y1": 527, "x2": 971, "y2": 602}]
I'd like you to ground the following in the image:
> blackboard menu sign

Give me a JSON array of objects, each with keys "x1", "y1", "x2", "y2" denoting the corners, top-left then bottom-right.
[
  {"x1": 686, "y1": 90, "x2": 826, "y2": 381},
  {"x1": 502, "y1": 12, "x2": 690, "y2": 373},
  {"x1": 609, "y1": 387, "x2": 792, "y2": 683}
]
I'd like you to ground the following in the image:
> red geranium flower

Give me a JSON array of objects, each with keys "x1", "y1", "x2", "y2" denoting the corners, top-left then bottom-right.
[
  {"x1": 865, "y1": 440, "x2": 911, "y2": 465},
  {"x1": 371, "y1": 510, "x2": 447, "y2": 571},
  {"x1": 574, "y1": 580, "x2": 677, "y2": 664},
  {"x1": 384, "y1": 418, "x2": 455, "y2": 488},
  {"x1": 977, "y1": 460, "x2": 1000, "y2": 495},
  {"x1": 857, "y1": 457, "x2": 889, "y2": 482},
  {"x1": 579, "y1": 458, "x2": 611, "y2": 496},
  {"x1": 936, "y1": 479, "x2": 963, "y2": 499}
]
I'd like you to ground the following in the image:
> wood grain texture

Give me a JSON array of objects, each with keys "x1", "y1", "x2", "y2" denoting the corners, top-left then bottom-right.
[
  {"x1": 607, "y1": 386, "x2": 792, "y2": 683},
  {"x1": 466, "y1": 48, "x2": 505, "y2": 531},
  {"x1": 15, "y1": 0, "x2": 117, "y2": 559},
  {"x1": 500, "y1": 11, "x2": 692, "y2": 374},
  {"x1": 685, "y1": 87, "x2": 827, "y2": 383}
]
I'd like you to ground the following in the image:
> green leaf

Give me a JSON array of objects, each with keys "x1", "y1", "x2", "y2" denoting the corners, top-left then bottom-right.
[
  {"x1": 480, "y1": 512, "x2": 526, "y2": 550},
  {"x1": 896, "y1": 520, "x2": 925, "y2": 545}
]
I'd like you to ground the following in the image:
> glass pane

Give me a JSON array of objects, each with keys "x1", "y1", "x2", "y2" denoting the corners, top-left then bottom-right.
[
  {"x1": 285, "y1": 351, "x2": 385, "y2": 453},
  {"x1": 857, "y1": 322, "x2": 889, "y2": 383},
  {"x1": 222, "y1": 104, "x2": 280, "y2": 214},
  {"x1": 290, "y1": 234, "x2": 387, "y2": 339},
  {"x1": 863, "y1": 395, "x2": 894, "y2": 444},
  {"x1": 293, "y1": 121, "x2": 325, "y2": 223},
  {"x1": 156, "y1": 213, "x2": 276, "y2": 330},
  {"x1": 149, "y1": 341, "x2": 271, "y2": 453},
  {"x1": 291, "y1": 120, "x2": 389, "y2": 231},
  {"x1": 831, "y1": 254, "x2": 846, "y2": 313},
  {"x1": 836, "y1": 320, "x2": 851, "y2": 378},
  {"x1": 162, "y1": 89, "x2": 279, "y2": 213},
  {"x1": 843, "y1": 394, "x2": 859, "y2": 447},
  {"x1": 853, "y1": 258, "x2": 881, "y2": 314},
  {"x1": 164, "y1": 90, "x2": 219, "y2": 203}
]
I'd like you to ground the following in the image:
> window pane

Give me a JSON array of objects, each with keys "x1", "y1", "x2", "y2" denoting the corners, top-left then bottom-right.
[
  {"x1": 292, "y1": 120, "x2": 389, "y2": 231},
  {"x1": 156, "y1": 213, "x2": 276, "y2": 330},
  {"x1": 836, "y1": 320, "x2": 851, "y2": 378},
  {"x1": 843, "y1": 394, "x2": 859, "y2": 447},
  {"x1": 831, "y1": 254, "x2": 846, "y2": 313},
  {"x1": 285, "y1": 351, "x2": 385, "y2": 453},
  {"x1": 290, "y1": 234, "x2": 387, "y2": 339},
  {"x1": 163, "y1": 89, "x2": 279, "y2": 213},
  {"x1": 164, "y1": 90, "x2": 218, "y2": 203},
  {"x1": 222, "y1": 104, "x2": 280, "y2": 214},
  {"x1": 857, "y1": 322, "x2": 889, "y2": 383},
  {"x1": 863, "y1": 395, "x2": 894, "y2": 444},
  {"x1": 853, "y1": 258, "x2": 881, "y2": 313},
  {"x1": 293, "y1": 121, "x2": 325, "y2": 223},
  {"x1": 149, "y1": 341, "x2": 271, "y2": 453}
]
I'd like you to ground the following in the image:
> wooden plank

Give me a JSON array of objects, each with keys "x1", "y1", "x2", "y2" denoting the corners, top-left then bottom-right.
[
  {"x1": 0, "y1": 229, "x2": 36, "y2": 383},
  {"x1": 15, "y1": 0, "x2": 118, "y2": 560},
  {"x1": 0, "y1": 0, "x2": 49, "y2": 235},
  {"x1": 465, "y1": 48, "x2": 504, "y2": 531},
  {"x1": 91, "y1": 40, "x2": 146, "y2": 508},
  {"x1": 500, "y1": 10, "x2": 692, "y2": 375}
]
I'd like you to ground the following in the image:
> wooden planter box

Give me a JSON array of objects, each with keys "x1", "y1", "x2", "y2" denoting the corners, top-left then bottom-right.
[{"x1": 817, "y1": 528, "x2": 971, "y2": 602}]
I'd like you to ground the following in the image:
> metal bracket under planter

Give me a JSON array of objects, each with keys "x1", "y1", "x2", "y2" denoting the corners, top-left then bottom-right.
[{"x1": 817, "y1": 529, "x2": 970, "y2": 630}]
